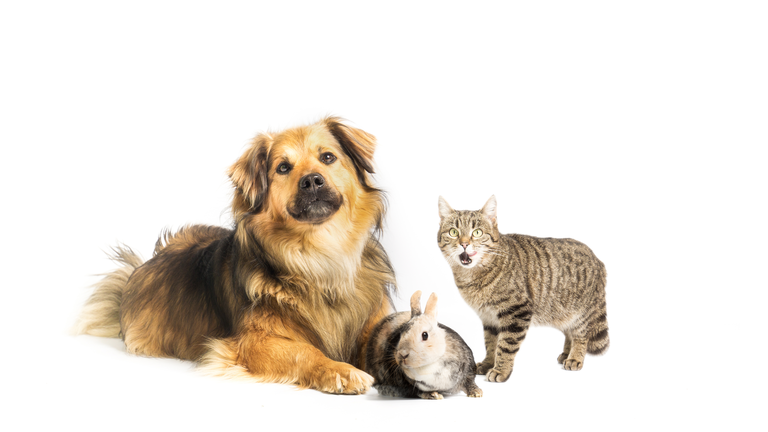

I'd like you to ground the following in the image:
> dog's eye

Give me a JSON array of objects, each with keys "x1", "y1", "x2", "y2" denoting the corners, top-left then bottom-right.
[
  {"x1": 422, "y1": 332, "x2": 428, "y2": 341},
  {"x1": 320, "y1": 152, "x2": 337, "y2": 165},
  {"x1": 276, "y1": 163, "x2": 291, "y2": 174},
  {"x1": 449, "y1": 228, "x2": 459, "y2": 238}
]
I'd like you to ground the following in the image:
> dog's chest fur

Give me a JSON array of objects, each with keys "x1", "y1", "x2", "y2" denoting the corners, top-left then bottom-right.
[{"x1": 246, "y1": 237, "x2": 394, "y2": 363}]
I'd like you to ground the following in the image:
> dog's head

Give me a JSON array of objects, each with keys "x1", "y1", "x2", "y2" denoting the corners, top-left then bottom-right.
[{"x1": 228, "y1": 117, "x2": 383, "y2": 234}]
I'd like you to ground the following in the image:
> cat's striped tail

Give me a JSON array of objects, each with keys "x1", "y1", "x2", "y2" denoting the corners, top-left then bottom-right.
[
  {"x1": 587, "y1": 264, "x2": 610, "y2": 355},
  {"x1": 72, "y1": 246, "x2": 144, "y2": 337},
  {"x1": 587, "y1": 320, "x2": 610, "y2": 355}
]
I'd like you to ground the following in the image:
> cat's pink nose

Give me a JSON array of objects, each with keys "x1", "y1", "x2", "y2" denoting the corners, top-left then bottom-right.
[{"x1": 460, "y1": 242, "x2": 469, "y2": 249}]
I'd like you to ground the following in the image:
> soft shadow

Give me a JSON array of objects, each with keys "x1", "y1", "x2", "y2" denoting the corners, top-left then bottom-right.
[{"x1": 76, "y1": 334, "x2": 127, "y2": 353}]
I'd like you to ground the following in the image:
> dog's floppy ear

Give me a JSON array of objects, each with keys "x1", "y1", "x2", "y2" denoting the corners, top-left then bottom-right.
[
  {"x1": 227, "y1": 134, "x2": 272, "y2": 218},
  {"x1": 323, "y1": 116, "x2": 377, "y2": 189}
]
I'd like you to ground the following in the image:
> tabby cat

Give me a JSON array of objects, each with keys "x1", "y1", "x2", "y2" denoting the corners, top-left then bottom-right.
[{"x1": 437, "y1": 195, "x2": 609, "y2": 382}]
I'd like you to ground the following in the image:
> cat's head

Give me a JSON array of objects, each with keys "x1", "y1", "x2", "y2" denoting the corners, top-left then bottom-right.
[{"x1": 437, "y1": 195, "x2": 500, "y2": 269}]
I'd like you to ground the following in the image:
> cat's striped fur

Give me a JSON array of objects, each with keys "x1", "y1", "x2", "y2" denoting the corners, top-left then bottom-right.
[{"x1": 437, "y1": 195, "x2": 609, "y2": 381}]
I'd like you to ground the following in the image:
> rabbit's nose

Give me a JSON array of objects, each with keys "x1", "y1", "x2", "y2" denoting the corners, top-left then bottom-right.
[{"x1": 398, "y1": 350, "x2": 409, "y2": 360}]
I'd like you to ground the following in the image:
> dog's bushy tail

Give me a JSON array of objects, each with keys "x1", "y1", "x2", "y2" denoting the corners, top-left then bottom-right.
[{"x1": 73, "y1": 246, "x2": 144, "y2": 338}]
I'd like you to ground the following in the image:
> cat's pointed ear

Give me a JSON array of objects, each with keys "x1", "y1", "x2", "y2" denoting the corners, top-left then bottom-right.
[
  {"x1": 438, "y1": 196, "x2": 454, "y2": 220},
  {"x1": 424, "y1": 292, "x2": 438, "y2": 320},
  {"x1": 482, "y1": 195, "x2": 501, "y2": 241},
  {"x1": 481, "y1": 195, "x2": 497, "y2": 223},
  {"x1": 410, "y1": 290, "x2": 423, "y2": 317}
]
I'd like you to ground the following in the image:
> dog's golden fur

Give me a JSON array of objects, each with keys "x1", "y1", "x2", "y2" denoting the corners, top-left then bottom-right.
[{"x1": 75, "y1": 117, "x2": 396, "y2": 394}]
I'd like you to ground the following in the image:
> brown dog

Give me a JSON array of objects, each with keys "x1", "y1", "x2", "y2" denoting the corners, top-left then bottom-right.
[{"x1": 75, "y1": 117, "x2": 396, "y2": 394}]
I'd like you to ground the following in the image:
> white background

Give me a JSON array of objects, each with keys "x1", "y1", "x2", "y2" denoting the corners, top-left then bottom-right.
[{"x1": 2, "y1": 1, "x2": 766, "y2": 431}]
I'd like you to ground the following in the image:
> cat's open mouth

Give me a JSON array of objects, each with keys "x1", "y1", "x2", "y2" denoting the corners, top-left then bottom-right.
[{"x1": 460, "y1": 250, "x2": 477, "y2": 265}]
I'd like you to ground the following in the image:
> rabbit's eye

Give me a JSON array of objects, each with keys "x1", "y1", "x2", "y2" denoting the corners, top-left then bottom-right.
[{"x1": 422, "y1": 332, "x2": 428, "y2": 341}]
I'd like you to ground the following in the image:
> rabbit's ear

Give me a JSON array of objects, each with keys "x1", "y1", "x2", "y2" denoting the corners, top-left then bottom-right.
[
  {"x1": 410, "y1": 291, "x2": 423, "y2": 317},
  {"x1": 424, "y1": 293, "x2": 438, "y2": 319}
]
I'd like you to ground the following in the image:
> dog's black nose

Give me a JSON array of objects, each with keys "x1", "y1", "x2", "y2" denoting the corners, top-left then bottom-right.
[{"x1": 299, "y1": 173, "x2": 325, "y2": 191}]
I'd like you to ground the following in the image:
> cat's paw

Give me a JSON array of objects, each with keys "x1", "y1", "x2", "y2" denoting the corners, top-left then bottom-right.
[
  {"x1": 486, "y1": 368, "x2": 511, "y2": 382},
  {"x1": 419, "y1": 391, "x2": 444, "y2": 400},
  {"x1": 563, "y1": 359, "x2": 583, "y2": 371},
  {"x1": 476, "y1": 361, "x2": 493, "y2": 375},
  {"x1": 557, "y1": 352, "x2": 568, "y2": 364}
]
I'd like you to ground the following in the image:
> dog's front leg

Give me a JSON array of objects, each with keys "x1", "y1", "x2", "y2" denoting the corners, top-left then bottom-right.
[{"x1": 201, "y1": 332, "x2": 374, "y2": 395}]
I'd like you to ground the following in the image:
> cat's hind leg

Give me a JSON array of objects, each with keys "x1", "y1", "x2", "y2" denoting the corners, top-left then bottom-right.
[
  {"x1": 562, "y1": 330, "x2": 587, "y2": 371},
  {"x1": 557, "y1": 333, "x2": 571, "y2": 364}
]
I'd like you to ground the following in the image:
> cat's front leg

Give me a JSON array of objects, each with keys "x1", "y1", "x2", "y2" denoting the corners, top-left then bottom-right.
[
  {"x1": 476, "y1": 325, "x2": 499, "y2": 375},
  {"x1": 487, "y1": 304, "x2": 533, "y2": 382}
]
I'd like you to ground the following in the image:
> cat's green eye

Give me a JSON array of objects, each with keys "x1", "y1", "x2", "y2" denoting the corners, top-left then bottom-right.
[
  {"x1": 472, "y1": 229, "x2": 483, "y2": 238},
  {"x1": 449, "y1": 228, "x2": 459, "y2": 238}
]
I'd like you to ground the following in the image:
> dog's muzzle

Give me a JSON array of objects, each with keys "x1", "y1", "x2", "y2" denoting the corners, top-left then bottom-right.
[{"x1": 287, "y1": 172, "x2": 343, "y2": 224}]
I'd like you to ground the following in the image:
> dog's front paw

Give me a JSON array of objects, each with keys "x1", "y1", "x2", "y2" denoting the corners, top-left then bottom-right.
[{"x1": 315, "y1": 362, "x2": 374, "y2": 395}]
